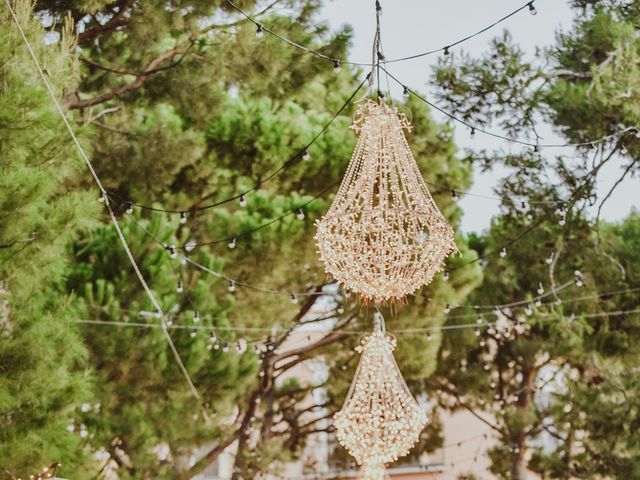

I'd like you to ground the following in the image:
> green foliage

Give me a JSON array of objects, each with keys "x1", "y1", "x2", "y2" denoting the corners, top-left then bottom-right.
[
  {"x1": 0, "y1": 3, "x2": 98, "y2": 475},
  {"x1": 67, "y1": 213, "x2": 258, "y2": 478},
  {"x1": 429, "y1": 1, "x2": 640, "y2": 477}
]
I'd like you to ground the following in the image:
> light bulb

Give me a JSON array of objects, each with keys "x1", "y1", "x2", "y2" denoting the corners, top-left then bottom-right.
[
  {"x1": 333, "y1": 59, "x2": 341, "y2": 73},
  {"x1": 290, "y1": 293, "x2": 298, "y2": 305},
  {"x1": 239, "y1": 195, "x2": 247, "y2": 208},
  {"x1": 528, "y1": 2, "x2": 537, "y2": 15},
  {"x1": 228, "y1": 237, "x2": 237, "y2": 249},
  {"x1": 190, "y1": 329, "x2": 197, "y2": 338},
  {"x1": 194, "y1": 311, "x2": 201, "y2": 323},
  {"x1": 500, "y1": 247, "x2": 507, "y2": 258},
  {"x1": 302, "y1": 149, "x2": 311, "y2": 161},
  {"x1": 228, "y1": 280, "x2": 236, "y2": 292},
  {"x1": 537, "y1": 283, "x2": 544, "y2": 295},
  {"x1": 256, "y1": 24, "x2": 264, "y2": 38},
  {"x1": 176, "y1": 281, "x2": 184, "y2": 294},
  {"x1": 125, "y1": 202, "x2": 134, "y2": 214},
  {"x1": 180, "y1": 212, "x2": 187, "y2": 224},
  {"x1": 297, "y1": 209, "x2": 305, "y2": 220}
]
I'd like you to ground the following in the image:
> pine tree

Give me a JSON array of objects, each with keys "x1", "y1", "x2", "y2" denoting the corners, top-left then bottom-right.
[
  {"x1": 0, "y1": 2, "x2": 98, "y2": 476},
  {"x1": 429, "y1": 0, "x2": 640, "y2": 477},
  {"x1": 2, "y1": 1, "x2": 482, "y2": 477}
]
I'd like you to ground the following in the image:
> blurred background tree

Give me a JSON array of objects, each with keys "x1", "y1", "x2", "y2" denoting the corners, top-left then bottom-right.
[{"x1": 429, "y1": 0, "x2": 639, "y2": 478}]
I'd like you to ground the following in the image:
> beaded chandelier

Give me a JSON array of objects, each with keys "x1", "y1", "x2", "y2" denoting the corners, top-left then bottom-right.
[
  {"x1": 334, "y1": 314, "x2": 427, "y2": 480},
  {"x1": 315, "y1": 99, "x2": 456, "y2": 303}
]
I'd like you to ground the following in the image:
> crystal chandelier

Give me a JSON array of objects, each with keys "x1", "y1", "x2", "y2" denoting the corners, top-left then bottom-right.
[
  {"x1": 334, "y1": 313, "x2": 427, "y2": 480},
  {"x1": 315, "y1": 99, "x2": 456, "y2": 303}
]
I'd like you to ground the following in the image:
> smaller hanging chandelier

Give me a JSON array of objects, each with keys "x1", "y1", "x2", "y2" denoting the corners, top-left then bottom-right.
[
  {"x1": 334, "y1": 313, "x2": 427, "y2": 480},
  {"x1": 315, "y1": 99, "x2": 456, "y2": 303}
]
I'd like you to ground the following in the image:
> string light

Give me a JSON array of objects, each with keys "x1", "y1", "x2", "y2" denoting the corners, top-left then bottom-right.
[
  {"x1": 107, "y1": 78, "x2": 368, "y2": 216},
  {"x1": 176, "y1": 281, "x2": 184, "y2": 294},
  {"x1": 382, "y1": 67, "x2": 637, "y2": 149},
  {"x1": 125, "y1": 202, "x2": 134, "y2": 214},
  {"x1": 316, "y1": 100, "x2": 456, "y2": 303},
  {"x1": 194, "y1": 311, "x2": 201, "y2": 323},
  {"x1": 296, "y1": 209, "x2": 305, "y2": 220},
  {"x1": 180, "y1": 212, "x2": 187, "y2": 224},
  {"x1": 333, "y1": 59, "x2": 341, "y2": 73},
  {"x1": 239, "y1": 195, "x2": 247, "y2": 208},
  {"x1": 528, "y1": 1, "x2": 537, "y2": 15},
  {"x1": 302, "y1": 149, "x2": 311, "y2": 161},
  {"x1": 256, "y1": 23, "x2": 264, "y2": 38},
  {"x1": 226, "y1": 0, "x2": 537, "y2": 66},
  {"x1": 228, "y1": 280, "x2": 236, "y2": 292},
  {"x1": 334, "y1": 314, "x2": 427, "y2": 480},
  {"x1": 228, "y1": 237, "x2": 237, "y2": 249}
]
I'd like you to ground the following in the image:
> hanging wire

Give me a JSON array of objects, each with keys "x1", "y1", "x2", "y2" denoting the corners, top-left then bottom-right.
[
  {"x1": 108, "y1": 74, "x2": 368, "y2": 214},
  {"x1": 382, "y1": 66, "x2": 638, "y2": 149},
  {"x1": 74, "y1": 306, "x2": 640, "y2": 336},
  {"x1": 224, "y1": 0, "x2": 539, "y2": 67},
  {"x1": 127, "y1": 206, "x2": 587, "y2": 312},
  {"x1": 4, "y1": 0, "x2": 210, "y2": 422}
]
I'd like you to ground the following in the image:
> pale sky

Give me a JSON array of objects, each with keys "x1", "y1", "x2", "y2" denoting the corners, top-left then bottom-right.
[{"x1": 319, "y1": 0, "x2": 639, "y2": 232}]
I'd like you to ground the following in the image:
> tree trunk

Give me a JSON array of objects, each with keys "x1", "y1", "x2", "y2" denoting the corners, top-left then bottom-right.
[{"x1": 511, "y1": 447, "x2": 528, "y2": 480}]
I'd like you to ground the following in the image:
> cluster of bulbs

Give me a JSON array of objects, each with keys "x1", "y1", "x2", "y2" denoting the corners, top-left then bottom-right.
[{"x1": 17, "y1": 463, "x2": 61, "y2": 480}]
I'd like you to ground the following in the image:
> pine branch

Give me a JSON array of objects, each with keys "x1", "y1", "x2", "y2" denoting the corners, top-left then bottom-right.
[
  {"x1": 76, "y1": 0, "x2": 135, "y2": 45},
  {"x1": 66, "y1": 43, "x2": 194, "y2": 109}
]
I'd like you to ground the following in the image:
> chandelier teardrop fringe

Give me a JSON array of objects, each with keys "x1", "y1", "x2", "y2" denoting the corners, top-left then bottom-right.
[
  {"x1": 315, "y1": 99, "x2": 456, "y2": 304},
  {"x1": 333, "y1": 313, "x2": 428, "y2": 480}
]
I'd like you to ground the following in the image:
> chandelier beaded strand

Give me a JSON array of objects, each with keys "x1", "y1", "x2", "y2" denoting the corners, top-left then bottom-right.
[
  {"x1": 315, "y1": 99, "x2": 456, "y2": 303},
  {"x1": 334, "y1": 313, "x2": 427, "y2": 480}
]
